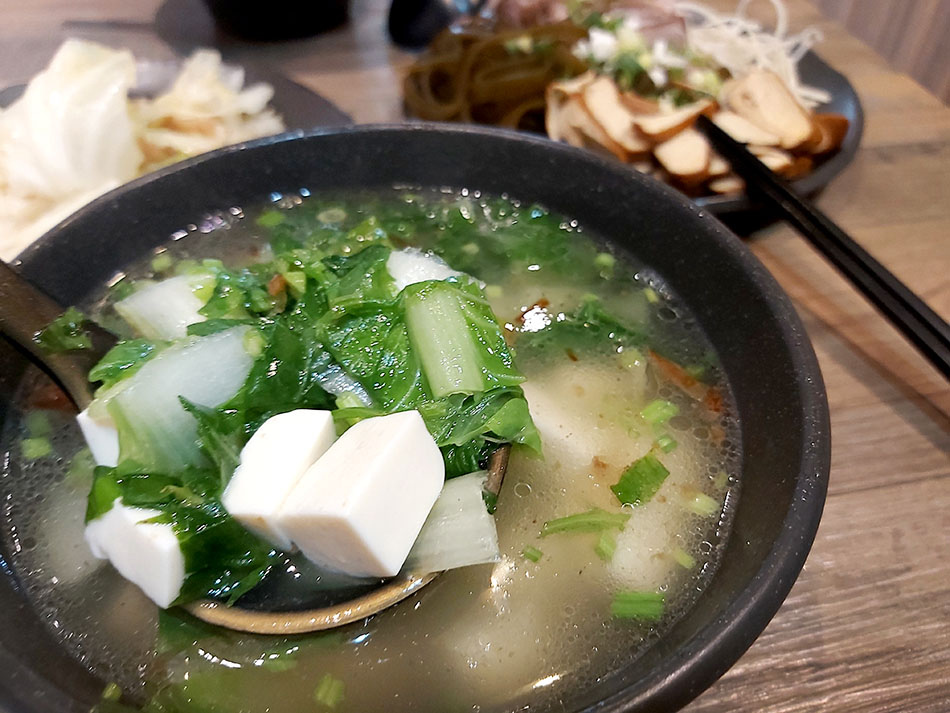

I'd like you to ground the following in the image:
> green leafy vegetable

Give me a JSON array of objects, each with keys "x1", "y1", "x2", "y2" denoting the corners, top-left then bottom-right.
[
  {"x1": 85, "y1": 463, "x2": 276, "y2": 605},
  {"x1": 610, "y1": 591, "x2": 665, "y2": 620},
  {"x1": 540, "y1": 508, "x2": 629, "y2": 536},
  {"x1": 34, "y1": 307, "x2": 92, "y2": 352},
  {"x1": 611, "y1": 453, "x2": 670, "y2": 506},
  {"x1": 88, "y1": 339, "x2": 162, "y2": 388},
  {"x1": 403, "y1": 278, "x2": 524, "y2": 398},
  {"x1": 519, "y1": 295, "x2": 646, "y2": 360}
]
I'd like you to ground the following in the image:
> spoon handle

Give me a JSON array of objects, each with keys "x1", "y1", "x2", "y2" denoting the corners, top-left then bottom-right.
[
  {"x1": 0, "y1": 261, "x2": 114, "y2": 409},
  {"x1": 697, "y1": 115, "x2": 950, "y2": 380}
]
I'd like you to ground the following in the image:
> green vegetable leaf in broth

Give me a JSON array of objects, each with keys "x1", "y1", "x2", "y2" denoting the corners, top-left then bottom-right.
[
  {"x1": 320, "y1": 302, "x2": 426, "y2": 411},
  {"x1": 519, "y1": 294, "x2": 647, "y2": 360},
  {"x1": 84, "y1": 464, "x2": 276, "y2": 605},
  {"x1": 403, "y1": 278, "x2": 524, "y2": 398},
  {"x1": 34, "y1": 306, "x2": 92, "y2": 352},
  {"x1": 88, "y1": 339, "x2": 162, "y2": 388},
  {"x1": 611, "y1": 453, "x2": 670, "y2": 506}
]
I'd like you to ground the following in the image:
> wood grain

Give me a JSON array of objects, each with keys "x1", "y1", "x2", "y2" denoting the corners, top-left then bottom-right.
[
  {"x1": 0, "y1": 0, "x2": 948, "y2": 711},
  {"x1": 814, "y1": 0, "x2": 950, "y2": 103}
]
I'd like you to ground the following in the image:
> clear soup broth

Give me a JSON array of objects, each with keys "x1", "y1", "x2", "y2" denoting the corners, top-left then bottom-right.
[{"x1": 2, "y1": 188, "x2": 740, "y2": 712}]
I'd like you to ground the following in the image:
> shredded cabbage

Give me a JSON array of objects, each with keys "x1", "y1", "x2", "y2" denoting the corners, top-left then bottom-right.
[
  {"x1": 0, "y1": 40, "x2": 285, "y2": 260},
  {"x1": 674, "y1": 0, "x2": 831, "y2": 107}
]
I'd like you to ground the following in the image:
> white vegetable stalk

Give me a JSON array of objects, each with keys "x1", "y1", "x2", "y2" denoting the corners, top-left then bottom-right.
[
  {"x1": 114, "y1": 272, "x2": 214, "y2": 340},
  {"x1": 404, "y1": 471, "x2": 501, "y2": 574},
  {"x1": 103, "y1": 326, "x2": 254, "y2": 471}
]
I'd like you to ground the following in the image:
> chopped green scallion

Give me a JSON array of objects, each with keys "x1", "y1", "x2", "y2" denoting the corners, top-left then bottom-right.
[
  {"x1": 713, "y1": 470, "x2": 730, "y2": 489},
  {"x1": 25, "y1": 411, "x2": 52, "y2": 437},
  {"x1": 540, "y1": 508, "x2": 629, "y2": 537},
  {"x1": 594, "y1": 532, "x2": 617, "y2": 562},
  {"x1": 684, "y1": 490, "x2": 720, "y2": 516},
  {"x1": 610, "y1": 453, "x2": 669, "y2": 506},
  {"x1": 610, "y1": 590, "x2": 665, "y2": 620},
  {"x1": 282, "y1": 270, "x2": 307, "y2": 297},
  {"x1": 594, "y1": 252, "x2": 616, "y2": 276},
  {"x1": 655, "y1": 434, "x2": 678, "y2": 453},
  {"x1": 618, "y1": 347, "x2": 644, "y2": 371},
  {"x1": 671, "y1": 547, "x2": 695, "y2": 569},
  {"x1": 21, "y1": 437, "x2": 52, "y2": 460},
  {"x1": 643, "y1": 287, "x2": 659, "y2": 304},
  {"x1": 256, "y1": 210, "x2": 285, "y2": 228},
  {"x1": 101, "y1": 681, "x2": 122, "y2": 702},
  {"x1": 66, "y1": 447, "x2": 96, "y2": 484},
  {"x1": 521, "y1": 545, "x2": 543, "y2": 562},
  {"x1": 640, "y1": 399, "x2": 679, "y2": 424},
  {"x1": 150, "y1": 252, "x2": 174, "y2": 273},
  {"x1": 314, "y1": 673, "x2": 345, "y2": 709}
]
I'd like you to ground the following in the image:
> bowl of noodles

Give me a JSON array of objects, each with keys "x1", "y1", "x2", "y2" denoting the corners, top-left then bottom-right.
[{"x1": 0, "y1": 124, "x2": 829, "y2": 712}]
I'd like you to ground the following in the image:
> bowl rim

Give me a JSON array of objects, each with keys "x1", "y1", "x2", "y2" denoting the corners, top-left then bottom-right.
[{"x1": 10, "y1": 122, "x2": 831, "y2": 713}]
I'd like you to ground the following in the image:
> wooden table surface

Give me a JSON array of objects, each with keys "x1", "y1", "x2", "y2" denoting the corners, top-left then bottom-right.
[{"x1": 1, "y1": 0, "x2": 948, "y2": 711}]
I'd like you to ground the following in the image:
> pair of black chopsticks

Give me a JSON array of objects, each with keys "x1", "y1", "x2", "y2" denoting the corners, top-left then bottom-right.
[{"x1": 696, "y1": 114, "x2": 950, "y2": 380}]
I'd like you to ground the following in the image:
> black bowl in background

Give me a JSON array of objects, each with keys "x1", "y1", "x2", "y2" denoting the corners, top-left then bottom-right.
[
  {"x1": 201, "y1": 0, "x2": 348, "y2": 40},
  {"x1": 0, "y1": 125, "x2": 830, "y2": 712}
]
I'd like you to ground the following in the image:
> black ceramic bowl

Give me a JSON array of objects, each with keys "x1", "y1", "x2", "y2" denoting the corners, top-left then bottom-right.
[{"x1": 0, "y1": 125, "x2": 830, "y2": 712}]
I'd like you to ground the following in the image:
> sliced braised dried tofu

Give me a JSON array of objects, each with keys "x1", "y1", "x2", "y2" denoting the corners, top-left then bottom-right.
[
  {"x1": 581, "y1": 76, "x2": 652, "y2": 155},
  {"x1": 546, "y1": 73, "x2": 598, "y2": 146},
  {"x1": 619, "y1": 91, "x2": 661, "y2": 116},
  {"x1": 560, "y1": 95, "x2": 628, "y2": 161},
  {"x1": 712, "y1": 110, "x2": 781, "y2": 146},
  {"x1": 547, "y1": 72, "x2": 596, "y2": 103},
  {"x1": 654, "y1": 127, "x2": 711, "y2": 184},
  {"x1": 708, "y1": 175, "x2": 745, "y2": 194},
  {"x1": 785, "y1": 155, "x2": 814, "y2": 179},
  {"x1": 708, "y1": 152, "x2": 730, "y2": 178},
  {"x1": 724, "y1": 71, "x2": 815, "y2": 150},
  {"x1": 812, "y1": 113, "x2": 850, "y2": 154},
  {"x1": 547, "y1": 99, "x2": 585, "y2": 148},
  {"x1": 632, "y1": 98, "x2": 716, "y2": 142},
  {"x1": 748, "y1": 145, "x2": 794, "y2": 174}
]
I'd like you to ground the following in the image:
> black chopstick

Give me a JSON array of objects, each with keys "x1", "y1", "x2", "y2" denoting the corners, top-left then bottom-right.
[{"x1": 696, "y1": 114, "x2": 950, "y2": 381}]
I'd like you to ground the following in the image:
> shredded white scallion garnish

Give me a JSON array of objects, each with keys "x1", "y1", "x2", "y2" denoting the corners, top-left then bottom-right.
[{"x1": 674, "y1": 0, "x2": 831, "y2": 107}]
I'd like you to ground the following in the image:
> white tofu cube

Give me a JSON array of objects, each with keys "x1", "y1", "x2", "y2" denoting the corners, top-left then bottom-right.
[
  {"x1": 222, "y1": 409, "x2": 337, "y2": 549},
  {"x1": 386, "y1": 248, "x2": 465, "y2": 292},
  {"x1": 85, "y1": 499, "x2": 185, "y2": 608},
  {"x1": 277, "y1": 410, "x2": 444, "y2": 578},
  {"x1": 76, "y1": 407, "x2": 119, "y2": 467}
]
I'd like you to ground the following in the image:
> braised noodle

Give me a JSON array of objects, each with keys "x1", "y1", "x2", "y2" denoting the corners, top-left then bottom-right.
[{"x1": 403, "y1": 21, "x2": 587, "y2": 131}]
